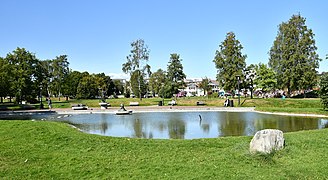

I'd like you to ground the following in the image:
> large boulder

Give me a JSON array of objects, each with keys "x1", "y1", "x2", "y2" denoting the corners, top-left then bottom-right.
[{"x1": 250, "y1": 129, "x2": 284, "y2": 154}]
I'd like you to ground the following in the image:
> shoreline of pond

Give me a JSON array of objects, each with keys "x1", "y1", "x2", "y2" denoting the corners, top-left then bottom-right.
[{"x1": 1, "y1": 106, "x2": 328, "y2": 118}]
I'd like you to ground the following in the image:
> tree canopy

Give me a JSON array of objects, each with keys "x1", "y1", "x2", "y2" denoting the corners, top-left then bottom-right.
[
  {"x1": 213, "y1": 32, "x2": 247, "y2": 92},
  {"x1": 5, "y1": 48, "x2": 39, "y2": 103},
  {"x1": 122, "y1": 39, "x2": 151, "y2": 100},
  {"x1": 320, "y1": 73, "x2": 328, "y2": 109},
  {"x1": 254, "y1": 63, "x2": 277, "y2": 93},
  {"x1": 148, "y1": 69, "x2": 166, "y2": 97},
  {"x1": 166, "y1": 53, "x2": 186, "y2": 96},
  {"x1": 199, "y1": 77, "x2": 211, "y2": 98},
  {"x1": 269, "y1": 14, "x2": 321, "y2": 96}
]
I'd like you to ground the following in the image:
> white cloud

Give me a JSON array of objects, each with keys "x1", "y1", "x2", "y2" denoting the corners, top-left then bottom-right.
[{"x1": 107, "y1": 73, "x2": 129, "y2": 80}]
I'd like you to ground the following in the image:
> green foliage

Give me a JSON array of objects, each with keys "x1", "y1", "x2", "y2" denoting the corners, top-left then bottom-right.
[
  {"x1": 122, "y1": 39, "x2": 151, "y2": 100},
  {"x1": 5, "y1": 48, "x2": 39, "y2": 103},
  {"x1": 269, "y1": 14, "x2": 321, "y2": 96},
  {"x1": 160, "y1": 82, "x2": 174, "y2": 98},
  {"x1": 213, "y1": 32, "x2": 247, "y2": 91},
  {"x1": 112, "y1": 80, "x2": 124, "y2": 96},
  {"x1": 62, "y1": 71, "x2": 84, "y2": 98},
  {"x1": 76, "y1": 74, "x2": 101, "y2": 99},
  {"x1": 51, "y1": 55, "x2": 70, "y2": 100},
  {"x1": 0, "y1": 57, "x2": 12, "y2": 102},
  {"x1": 1, "y1": 121, "x2": 328, "y2": 179},
  {"x1": 130, "y1": 70, "x2": 147, "y2": 98},
  {"x1": 148, "y1": 69, "x2": 166, "y2": 96},
  {"x1": 199, "y1": 77, "x2": 211, "y2": 97},
  {"x1": 319, "y1": 73, "x2": 328, "y2": 109},
  {"x1": 254, "y1": 63, "x2": 277, "y2": 93},
  {"x1": 166, "y1": 53, "x2": 186, "y2": 95}
]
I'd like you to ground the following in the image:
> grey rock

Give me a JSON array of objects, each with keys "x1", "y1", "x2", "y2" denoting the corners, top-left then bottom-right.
[{"x1": 250, "y1": 129, "x2": 284, "y2": 154}]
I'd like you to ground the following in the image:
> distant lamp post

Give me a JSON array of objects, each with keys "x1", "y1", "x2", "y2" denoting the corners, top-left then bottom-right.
[
  {"x1": 236, "y1": 75, "x2": 241, "y2": 106},
  {"x1": 39, "y1": 85, "x2": 43, "y2": 109}
]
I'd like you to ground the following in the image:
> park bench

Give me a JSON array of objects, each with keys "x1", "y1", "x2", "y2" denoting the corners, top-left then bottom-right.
[{"x1": 129, "y1": 102, "x2": 139, "y2": 106}]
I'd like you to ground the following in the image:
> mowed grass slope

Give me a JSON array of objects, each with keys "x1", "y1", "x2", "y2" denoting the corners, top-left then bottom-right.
[{"x1": 1, "y1": 120, "x2": 328, "y2": 179}]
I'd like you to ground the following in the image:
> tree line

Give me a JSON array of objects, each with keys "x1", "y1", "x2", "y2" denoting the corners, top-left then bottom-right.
[
  {"x1": 0, "y1": 48, "x2": 124, "y2": 103},
  {"x1": 122, "y1": 14, "x2": 327, "y2": 108}
]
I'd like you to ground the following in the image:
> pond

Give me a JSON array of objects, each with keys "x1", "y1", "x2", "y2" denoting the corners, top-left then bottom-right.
[{"x1": 49, "y1": 111, "x2": 328, "y2": 139}]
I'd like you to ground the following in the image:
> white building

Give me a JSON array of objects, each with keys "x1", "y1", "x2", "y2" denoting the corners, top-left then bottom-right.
[{"x1": 182, "y1": 78, "x2": 221, "y2": 97}]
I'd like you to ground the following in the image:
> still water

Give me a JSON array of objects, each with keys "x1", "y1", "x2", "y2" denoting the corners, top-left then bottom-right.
[{"x1": 53, "y1": 112, "x2": 328, "y2": 139}]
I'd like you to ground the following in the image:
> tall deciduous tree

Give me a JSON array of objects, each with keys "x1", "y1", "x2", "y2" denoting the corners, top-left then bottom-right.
[
  {"x1": 62, "y1": 71, "x2": 83, "y2": 99},
  {"x1": 269, "y1": 14, "x2": 321, "y2": 96},
  {"x1": 122, "y1": 39, "x2": 151, "y2": 100},
  {"x1": 5, "y1": 48, "x2": 39, "y2": 103},
  {"x1": 254, "y1": 63, "x2": 277, "y2": 94},
  {"x1": 213, "y1": 32, "x2": 247, "y2": 92},
  {"x1": 148, "y1": 69, "x2": 166, "y2": 97},
  {"x1": 166, "y1": 53, "x2": 186, "y2": 96},
  {"x1": 51, "y1": 55, "x2": 70, "y2": 100},
  {"x1": 0, "y1": 57, "x2": 12, "y2": 103},
  {"x1": 36, "y1": 60, "x2": 52, "y2": 99}
]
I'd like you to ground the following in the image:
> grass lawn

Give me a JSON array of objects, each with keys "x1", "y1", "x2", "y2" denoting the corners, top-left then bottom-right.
[{"x1": 1, "y1": 120, "x2": 328, "y2": 179}]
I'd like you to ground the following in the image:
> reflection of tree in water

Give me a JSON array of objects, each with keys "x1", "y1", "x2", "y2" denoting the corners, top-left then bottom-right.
[
  {"x1": 99, "y1": 114, "x2": 111, "y2": 134},
  {"x1": 132, "y1": 119, "x2": 154, "y2": 138},
  {"x1": 201, "y1": 123, "x2": 210, "y2": 133},
  {"x1": 219, "y1": 112, "x2": 246, "y2": 136},
  {"x1": 254, "y1": 115, "x2": 320, "y2": 132},
  {"x1": 100, "y1": 120, "x2": 108, "y2": 134},
  {"x1": 168, "y1": 119, "x2": 186, "y2": 139},
  {"x1": 133, "y1": 119, "x2": 146, "y2": 138}
]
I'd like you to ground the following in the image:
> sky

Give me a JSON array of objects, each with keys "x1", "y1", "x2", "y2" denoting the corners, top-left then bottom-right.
[{"x1": 1, "y1": 0, "x2": 327, "y2": 79}]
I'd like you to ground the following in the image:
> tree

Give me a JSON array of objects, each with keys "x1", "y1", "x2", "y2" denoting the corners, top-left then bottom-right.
[
  {"x1": 51, "y1": 55, "x2": 70, "y2": 100},
  {"x1": 130, "y1": 70, "x2": 147, "y2": 98},
  {"x1": 199, "y1": 77, "x2": 211, "y2": 98},
  {"x1": 62, "y1": 71, "x2": 83, "y2": 99},
  {"x1": 243, "y1": 64, "x2": 256, "y2": 99},
  {"x1": 319, "y1": 72, "x2": 328, "y2": 109},
  {"x1": 148, "y1": 69, "x2": 166, "y2": 97},
  {"x1": 76, "y1": 73, "x2": 100, "y2": 99},
  {"x1": 0, "y1": 57, "x2": 12, "y2": 103},
  {"x1": 122, "y1": 39, "x2": 151, "y2": 100},
  {"x1": 254, "y1": 63, "x2": 277, "y2": 94},
  {"x1": 5, "y1": 47, "x2": 39, "y2": 103},
  {"x1": 269, "y1": 14, "x2": 321, "y2": 96},
  {"x1": 36, "y1": 60, "x2": 53, "y2": 100},
  {"x1": 213, "y1": 32, "x2": 247, "y2": 92},
  {"x1": 112, "y1": 80, "x2": 124, "y2": 96},
  {"x1": 166, "y1": 53, "x2": 186, "y2": 96}
]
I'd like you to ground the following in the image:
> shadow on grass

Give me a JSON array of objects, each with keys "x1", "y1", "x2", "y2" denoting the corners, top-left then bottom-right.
[{"x1": 0, "y1": 103, "x2": 36, "y2": 111}]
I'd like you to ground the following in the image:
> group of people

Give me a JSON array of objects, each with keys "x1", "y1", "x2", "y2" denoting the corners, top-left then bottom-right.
[{"x1": 224, "y1": 98, "x2": 231, "y2": 107}]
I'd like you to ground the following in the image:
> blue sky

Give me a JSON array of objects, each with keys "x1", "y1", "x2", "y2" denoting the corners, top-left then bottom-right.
[{"x1": 1, "y1": 0, "x2": 327, "y2": 79}]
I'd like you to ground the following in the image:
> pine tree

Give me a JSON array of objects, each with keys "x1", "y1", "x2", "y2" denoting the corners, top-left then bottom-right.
[
  {"x1": 269, "y1": 14, "x2": 321, "y2": 96},
  {"x1": 213, "y1": 32, "x2": 247, "y2": 92}
]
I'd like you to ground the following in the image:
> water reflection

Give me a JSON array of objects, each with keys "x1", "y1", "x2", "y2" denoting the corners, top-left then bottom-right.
[{"x1": 48, "y1": 112, "x2": 328, "y2": 139}]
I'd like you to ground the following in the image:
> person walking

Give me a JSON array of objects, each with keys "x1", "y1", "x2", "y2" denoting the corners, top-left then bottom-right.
[{"x1": 47, "y1": 97, "x2": 52, "y2": 110}]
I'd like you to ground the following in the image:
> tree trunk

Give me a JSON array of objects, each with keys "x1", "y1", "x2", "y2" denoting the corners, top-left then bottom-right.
[{"x1": 0, "y1": 96, "x2": 3, "y2": 103}]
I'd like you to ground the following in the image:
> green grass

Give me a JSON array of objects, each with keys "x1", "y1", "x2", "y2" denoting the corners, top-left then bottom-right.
[{"x1": 1, "y1": 120, "x2": 328, "y2": 179}]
